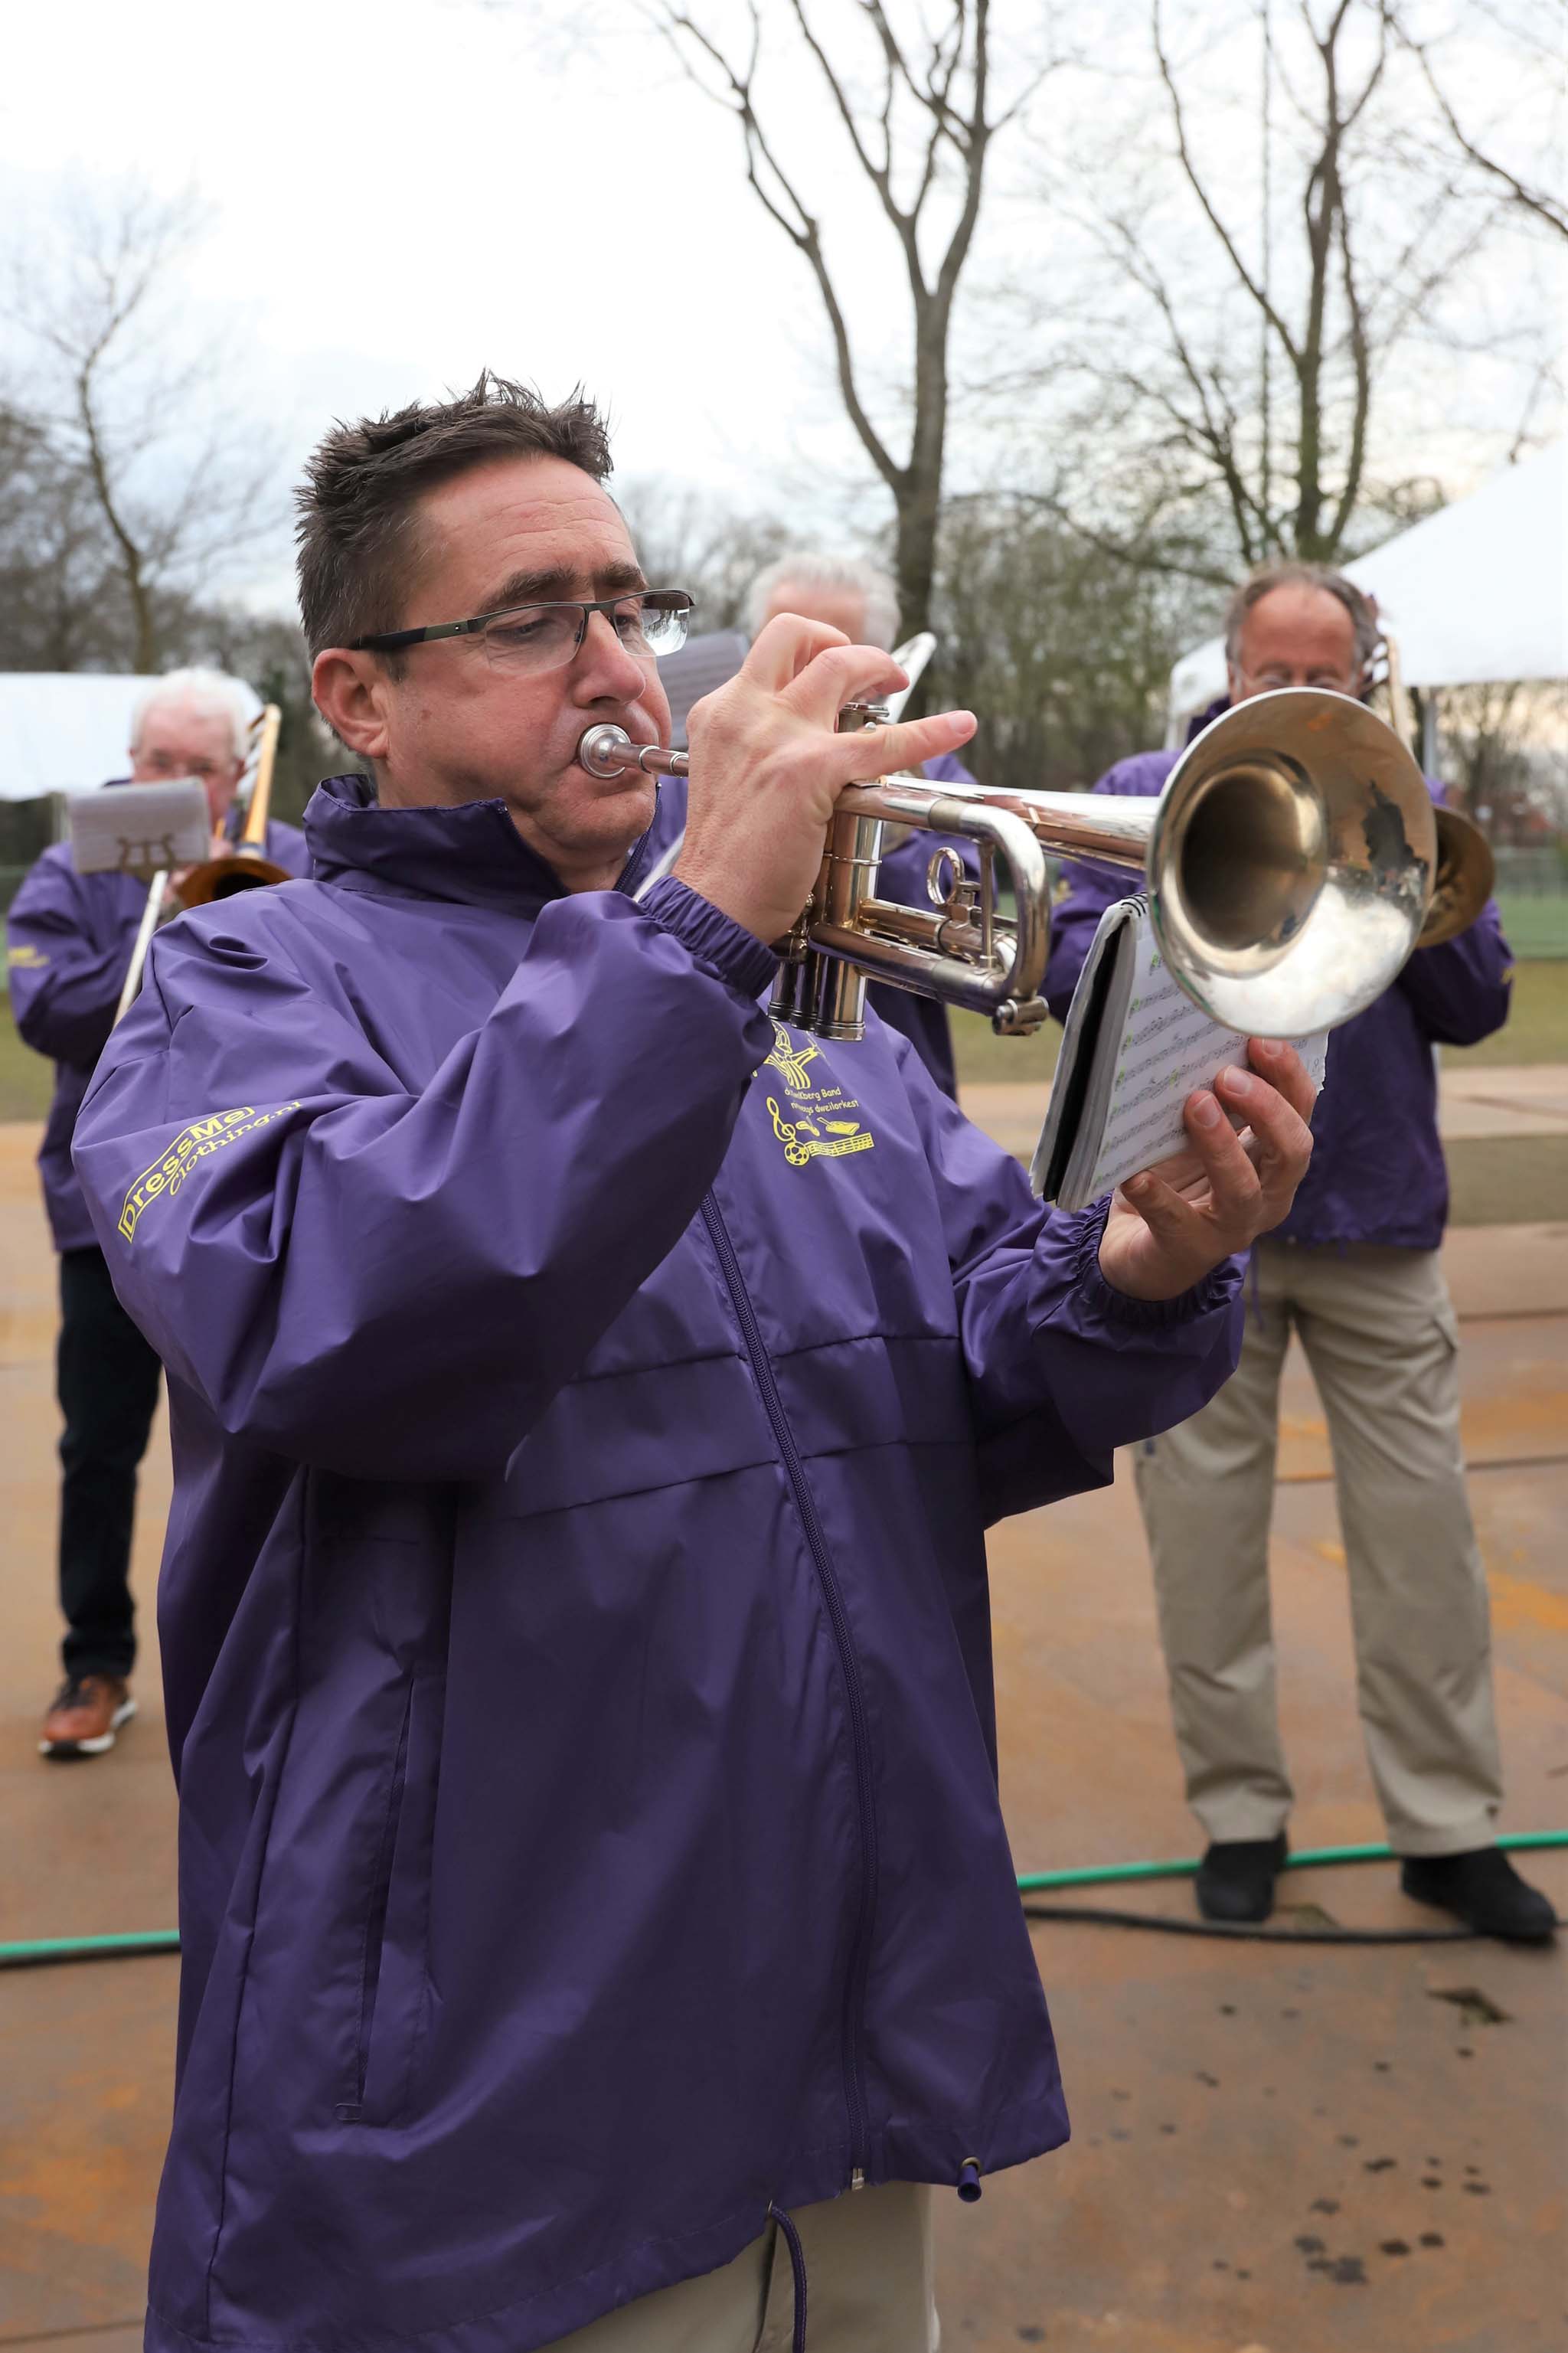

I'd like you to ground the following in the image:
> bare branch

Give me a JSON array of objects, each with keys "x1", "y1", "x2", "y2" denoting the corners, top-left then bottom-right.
[
  {"x1": 1390, "y1": 5, "x2": 1568, "y2": 240},
  {"x1": 659, "y1": 7, "x2": 903, "y2": 492},
  {"x1": 1152, "y1": 0, "x2": 1302, "y2": 364}
]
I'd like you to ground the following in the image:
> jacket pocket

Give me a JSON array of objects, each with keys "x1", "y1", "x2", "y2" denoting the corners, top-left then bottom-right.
[{"x1": 342, "y1": 1666, "x2": 444, "y2": 2126}]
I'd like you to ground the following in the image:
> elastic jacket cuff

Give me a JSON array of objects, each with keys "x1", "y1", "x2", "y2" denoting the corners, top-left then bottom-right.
[
  {"x1": 1072, "y1": 1198, "x2": 1244, "y2": 1326},
  {"x1": 642, "y1": 877, "x2": 779, "y2": 1002}
]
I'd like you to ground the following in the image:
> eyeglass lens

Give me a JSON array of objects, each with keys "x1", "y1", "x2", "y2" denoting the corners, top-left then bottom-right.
[
  {"x1": 482, "y1": 595, "x2": 690, "y2": 675},
  {"x1": 1243, "y1": 668, "x2": 1360, "y2": 694}
]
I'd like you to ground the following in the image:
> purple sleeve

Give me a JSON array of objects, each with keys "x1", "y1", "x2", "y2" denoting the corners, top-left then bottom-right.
[
  {"x1": 1394, "y1": 895, "x2": 1514, "y2": 1047},
  {"x1": 72, "y1": 882, "x2": 776, "y2": 1484},
  {"x1": 5, "y1": 851, "x2": 128, "y2": 1067},
  {"x1": 1040, "y1": 758, "x2": 1168, "y2": 1023},
  {"x1": 892, "y1": 1035, "x2": 1244, "y2": 1524},
  {"x1": 1042, "y1": 852, "x2": 1126, "y2": 1026}
]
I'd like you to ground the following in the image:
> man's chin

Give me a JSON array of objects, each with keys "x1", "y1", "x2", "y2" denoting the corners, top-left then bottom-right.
[{"x1": 510, "y1": 771, "x2": 659, "y2": 880}]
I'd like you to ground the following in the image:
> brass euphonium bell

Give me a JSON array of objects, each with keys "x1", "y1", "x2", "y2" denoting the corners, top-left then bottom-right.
[
  {"x1": 1368, "y1": 626, "x2": 1496, "y2": 950},
  {"x1": 1419, "y1": 805, "x2": 1495, "y2": 948}
]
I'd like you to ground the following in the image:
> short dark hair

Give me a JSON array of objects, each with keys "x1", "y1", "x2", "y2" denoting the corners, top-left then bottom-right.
[
  {"x1": 296, "y1": 371, "x2": 613, "y2": 661},
  {"x1": 1223, "y1": 560, "x2": 1379, "y2": 674}
]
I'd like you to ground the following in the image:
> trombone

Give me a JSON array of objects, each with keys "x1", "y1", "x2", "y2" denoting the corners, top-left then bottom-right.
[
  {"x1": 172, "y1": 702, "x2": 292, "y2": 907},
  {"x1": 114, "y1": 703, "x2": 291, "y2": 1025},
  {"x1": 580, "y1": 686, "x2": 1451, "y2": 1044}
]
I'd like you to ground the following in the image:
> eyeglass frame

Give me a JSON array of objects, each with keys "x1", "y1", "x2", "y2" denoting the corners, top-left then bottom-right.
[
  {"x1": 1230, "y1": 660, "x2": 1370, "y2": 699},
  {"x1": 349, "y1": 589, "x2": 695, "y2": 662}
]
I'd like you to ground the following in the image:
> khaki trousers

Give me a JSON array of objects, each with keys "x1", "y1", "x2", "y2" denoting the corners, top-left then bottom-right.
[
  {"x1": 1132, "y1": 1240, "x2": 1503, "y2": 1855},
  {"x1": 542, "y1": 2181, "x2": 936, "y2": 2352}
]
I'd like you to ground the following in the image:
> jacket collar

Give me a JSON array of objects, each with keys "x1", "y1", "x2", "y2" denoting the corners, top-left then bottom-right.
[{"x1": 302, "y1": 771, "x2": 683, "y2": 915}]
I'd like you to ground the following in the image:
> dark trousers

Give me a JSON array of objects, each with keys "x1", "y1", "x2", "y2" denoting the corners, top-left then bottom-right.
[{"x1": 56, "y1": 1246, "x2": 162, "y2": 1680}]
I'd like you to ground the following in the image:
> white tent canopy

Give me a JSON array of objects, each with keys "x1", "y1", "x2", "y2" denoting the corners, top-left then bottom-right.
[
  {"x1": 1167, "y1": 440, "x2": 1568, "y2": 743},
  {"x1": 0, "y1": 673, "x2": 261, "y2": 803}
]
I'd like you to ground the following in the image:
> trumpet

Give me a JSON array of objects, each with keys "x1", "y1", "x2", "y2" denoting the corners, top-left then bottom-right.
[{"x1": 580, "y1": 685, "x2": 1446, "y2": 1044}]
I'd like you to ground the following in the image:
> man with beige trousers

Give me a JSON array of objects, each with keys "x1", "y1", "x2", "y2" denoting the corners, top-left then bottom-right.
[{"x1": 1044, "y1": 559, "x2": 1556, "y2": 1943}]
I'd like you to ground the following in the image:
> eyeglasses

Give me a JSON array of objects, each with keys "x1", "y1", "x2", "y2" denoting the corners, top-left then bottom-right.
[
  {"x1": 352, "y1": 590, "x2": 694, "y2": 675},
  {"x1": 1233, "y1": 665, "x2": 1365, "y2": 698}
]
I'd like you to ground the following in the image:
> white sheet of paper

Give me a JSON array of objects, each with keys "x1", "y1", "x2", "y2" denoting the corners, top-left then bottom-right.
[{"x1": 1085, "y1": 911, "x2": 1328, "y2": 1201}]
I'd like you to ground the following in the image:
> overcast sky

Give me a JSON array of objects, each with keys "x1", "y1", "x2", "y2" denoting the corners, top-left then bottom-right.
[
  {"x1": 3, "y1": 0, "x2": 1560, "y2": 619},
  {"x1": 3, "y1": 0, "x2": 881, "y2": 547}
]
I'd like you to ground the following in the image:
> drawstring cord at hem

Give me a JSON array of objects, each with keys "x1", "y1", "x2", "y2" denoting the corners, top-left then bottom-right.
[{"x1": 767, "y1": 2203, "x2": 808, "y2": 2353}]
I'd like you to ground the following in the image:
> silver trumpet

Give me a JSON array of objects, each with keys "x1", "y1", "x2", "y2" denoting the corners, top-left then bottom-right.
[{"x1": 579, "y1": 686, "x2": 1450, "y2": 1043}]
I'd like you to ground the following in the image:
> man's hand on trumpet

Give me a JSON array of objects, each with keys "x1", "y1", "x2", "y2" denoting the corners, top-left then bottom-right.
[
  {"x1": 677, "y1": 614, "x2": 978, "y2": 946},
  {"x1": 1099, "y1": 1039, "x2": 1317, "y2": 1300}
]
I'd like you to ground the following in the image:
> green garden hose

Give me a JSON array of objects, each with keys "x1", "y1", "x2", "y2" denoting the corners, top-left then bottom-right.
[{"x1": 3, "y1": 1833, "x2": 1563, "y2": 1969}]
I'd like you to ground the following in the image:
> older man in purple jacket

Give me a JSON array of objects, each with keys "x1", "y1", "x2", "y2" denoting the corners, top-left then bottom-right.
[
  {"x1": 1045, "y1": 561, "x2": 1553, "y2": 1946},
  {"x1": 8, "y1": 669, "x2": 308, "y2": 1760},
  {"x1": 74, "y1": 375, "x2": 1315, "y2": 2353},
  {"x1": 747, "y1": 552, "x2": 982, "y2": 1102}
]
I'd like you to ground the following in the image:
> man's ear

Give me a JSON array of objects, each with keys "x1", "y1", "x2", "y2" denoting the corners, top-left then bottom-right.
[{"x1": 312, "y1": 649, "x2": 392, "y2": 762}]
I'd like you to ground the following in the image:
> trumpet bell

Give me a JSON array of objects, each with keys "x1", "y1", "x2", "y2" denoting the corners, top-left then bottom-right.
[
  {"x1": 174, "y1": 849, "x2": 293, "y2": 907},
  {"x1": 1149, "y1": 689, "x2": 1437, "y2": 1036}
]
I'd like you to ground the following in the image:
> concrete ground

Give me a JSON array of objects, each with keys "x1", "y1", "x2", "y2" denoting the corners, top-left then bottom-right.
[{"x1": 1, "y1": 1109, "x2": 1564, "y2": 2353}]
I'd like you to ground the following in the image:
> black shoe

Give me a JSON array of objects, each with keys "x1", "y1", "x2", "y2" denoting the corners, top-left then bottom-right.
[
  {"x1": 1400, "y1": 1848, "x2": 1558, "y2": 1943},
  {"x1": 1195, "y1": 1834, "x2": 1289, "y2": 1923}
]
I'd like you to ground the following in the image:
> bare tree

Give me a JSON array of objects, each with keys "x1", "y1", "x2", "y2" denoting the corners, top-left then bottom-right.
[
  {"x1": 0, "y1": 395, "x2": 130, "y2": 670},
  {"x1": 646, "y1": 2, "x2": 1052, "y2": 632},
  {"x1": 614, "y1": 477, "x2": 795, "y2": 628},
  {"x1": 1385, "y1": 1, "x2": 1568, "y2": 243},
  {"x1": 1020, "y1": 0, "x2": 1550, "y2": 583},
  {"x1": 4, "y1": 181, "x2": 279, "y2": 672},
  {"x1": 935, "y1": 498, "x2": 1191, "y2": 793}
]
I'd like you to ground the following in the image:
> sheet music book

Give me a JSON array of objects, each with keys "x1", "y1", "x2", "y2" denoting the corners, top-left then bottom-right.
[
  {"x1": 1030, "y1": 897, "x2": 1328, "y2": 1210},
  {"x1": 68, "y1": 780, "x2": 211, "y2": 878}
]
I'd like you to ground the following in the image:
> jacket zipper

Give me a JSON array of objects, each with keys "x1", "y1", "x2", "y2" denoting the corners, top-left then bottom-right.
[
  {"x1": 351, "y1": 1678, "x2": 413, "y2": 2113},
  {"x1": 700, "y1": 1192, "x2": 877, "y2": 2187}
]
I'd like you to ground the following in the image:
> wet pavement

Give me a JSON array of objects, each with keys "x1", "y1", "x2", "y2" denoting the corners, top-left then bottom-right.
[{"x1": 1, "y1": 1119, "x2": 1563, "y2": 2353}]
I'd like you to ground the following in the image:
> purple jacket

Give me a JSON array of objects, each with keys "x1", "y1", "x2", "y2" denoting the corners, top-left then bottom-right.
[
  {"x1": 7, "y1": 803, "x2": 309, "y2": 1252},
  {"x1": 867, "y1": 750, "x2": 982, "y2": 1100},
  {"x1": 74, "y1": 773, "x2": 1243, "y2": 2353},
  {"x1": 1043, "y1": 744, "x2": 1513, "y2": 1251}
]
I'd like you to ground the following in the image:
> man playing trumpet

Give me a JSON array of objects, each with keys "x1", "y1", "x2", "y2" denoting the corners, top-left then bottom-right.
[
  {"x1": 9, "y1": 670, "x2": 307, "y2": 1760},
  {"x1": 74, "y1": 374, "x2": 1315, "y2": 2353}
]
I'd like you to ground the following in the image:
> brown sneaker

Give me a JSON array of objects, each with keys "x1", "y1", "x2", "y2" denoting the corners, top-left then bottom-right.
[{"x1": 38, "y1": 1675, "x2": 136, "y2": 1758}]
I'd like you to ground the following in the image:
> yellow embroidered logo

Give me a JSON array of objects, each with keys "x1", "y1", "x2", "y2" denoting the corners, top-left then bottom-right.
[
  {"x1": 7, "y1": 943, "x2": 48, "y2": 969},
  {"x1": 118, "y1": 1102, "x2": 302, "y2": 1242},
  {"x1": 763, "y1": 1022, "x2": 821, "y2": 1093},
  {"x1": 760, "y1": 1020, "x2": 875, "y2": 1171}
]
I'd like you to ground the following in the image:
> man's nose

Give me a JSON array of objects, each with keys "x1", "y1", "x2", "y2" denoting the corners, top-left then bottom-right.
[{"x1": 571, "y1": 609, "x2": 650, "y2": 702}]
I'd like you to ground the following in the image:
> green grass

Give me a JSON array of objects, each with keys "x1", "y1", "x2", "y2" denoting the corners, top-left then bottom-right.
[
  {"x1": 950, "y1": 958, "x2": 1568, "y2": 1087},
  {"x1": 0, "y1": 1004, "x2": 52, "y2": 1122},
  {"x1": 1442, "y1": 956, "x2": 1568, "y2": 1069},
  {"x1": 1497, "y1": 891, "x2": 1568, "y2": 961},
  {"x1": 4, "y1": 959, "x2": 1563, "y2": 1124}
]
